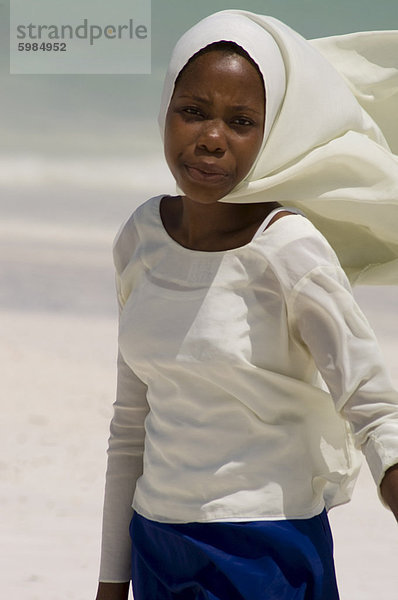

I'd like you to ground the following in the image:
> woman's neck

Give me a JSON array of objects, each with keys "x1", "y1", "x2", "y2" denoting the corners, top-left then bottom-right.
[{"x1": 160, "y1": 195, "x2": 281, "y2": 251}]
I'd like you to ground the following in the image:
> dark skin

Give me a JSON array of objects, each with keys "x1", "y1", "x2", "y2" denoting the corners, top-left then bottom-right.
[
  {"x1": 95, "y1": 49, "x2": 398, "y2": 600},
  {"x1": 380, "y1": 464, "x2": 398, "y2": 521},
  {"x1": 95, "y1": 582, "x2": 130, "y2": 600}
]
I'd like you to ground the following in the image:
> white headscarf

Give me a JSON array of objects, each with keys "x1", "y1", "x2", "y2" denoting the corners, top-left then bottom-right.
[{"x1": 158, "y1": 10, "x2": 398, "y2": 285}]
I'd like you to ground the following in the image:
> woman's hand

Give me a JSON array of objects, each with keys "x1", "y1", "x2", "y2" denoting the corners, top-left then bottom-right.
[
  {"x1": 380, "y1": 463, "x2": 398, "y2": 522},
  {"x1": 95, "y1": 582, "x2": 130, "y2": 600}
]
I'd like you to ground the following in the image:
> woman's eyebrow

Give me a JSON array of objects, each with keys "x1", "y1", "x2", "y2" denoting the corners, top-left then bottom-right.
[
  {"x1": 176, "y1": 93, "x2": 212, "y2": 104},
  {"x1": 176, "y1": 94, "x2": 263, "y2": 115},
  {"x1": 231, "y1": 104, "x2": 263, "y2": 116}
]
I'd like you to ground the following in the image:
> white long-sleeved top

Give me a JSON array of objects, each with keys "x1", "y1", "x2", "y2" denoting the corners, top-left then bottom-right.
[{"x1": 99, "y1": 195, "x2": 398, "y2": 582}]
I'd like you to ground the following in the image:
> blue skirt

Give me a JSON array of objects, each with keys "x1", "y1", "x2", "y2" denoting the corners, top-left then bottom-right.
[{"x1": 130, "y1": 510, "x2": 340, "y2": 600}]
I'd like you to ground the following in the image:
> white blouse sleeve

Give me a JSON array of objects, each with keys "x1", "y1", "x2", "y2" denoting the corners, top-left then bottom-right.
[
  {"x1": 98, "y1": 349, "x2": 149, "y2": 582},
  {"x1": 99, "y1": 226, "x2": 150, "y2": 582},
  {"x1": 288, "y1": 261, "x2": 398, "y2": 503}
]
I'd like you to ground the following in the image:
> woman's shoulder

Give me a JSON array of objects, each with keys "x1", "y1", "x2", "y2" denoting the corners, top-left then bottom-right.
[
  {"x1": 113, "y1": 195, "x2": 163, "y2": 273},
  {"x1": 256, "y1": 213, "x2": 344, "y2": 290}
]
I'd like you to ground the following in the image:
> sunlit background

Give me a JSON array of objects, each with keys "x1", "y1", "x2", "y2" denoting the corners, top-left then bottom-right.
[{"x1": 1, "y1": 1, "x2": 397, "y2": 598}]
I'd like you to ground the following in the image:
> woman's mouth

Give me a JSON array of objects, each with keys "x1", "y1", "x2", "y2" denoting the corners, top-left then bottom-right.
[{"x1": 184, "y1": 163, "x2": 229, "y2": 184}]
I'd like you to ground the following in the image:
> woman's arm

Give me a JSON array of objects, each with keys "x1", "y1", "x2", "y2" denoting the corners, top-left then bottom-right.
[
  {"x1": 97, "y1": 351, "x2": 149, "y2": 585},
  {"x1": 289, "y1": 262, "x2": 398, "y2": 514},
  {"x1": 95, "y1": 212, "x2": 148, "y2": 592}
]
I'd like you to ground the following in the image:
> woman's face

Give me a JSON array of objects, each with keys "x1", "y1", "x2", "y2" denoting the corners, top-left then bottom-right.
[{"x1": 164, "y1": 51, "x2": 265, "y2": 204}]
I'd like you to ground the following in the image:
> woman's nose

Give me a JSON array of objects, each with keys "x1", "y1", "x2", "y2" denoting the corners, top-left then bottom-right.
[{"x1": 196, "y1": 119, "x2": 227, "y2": 154}]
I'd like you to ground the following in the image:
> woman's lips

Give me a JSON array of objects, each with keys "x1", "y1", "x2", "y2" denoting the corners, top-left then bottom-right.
[{"x1": 184, "y1": 163, "x2": 229, "y2": 184}]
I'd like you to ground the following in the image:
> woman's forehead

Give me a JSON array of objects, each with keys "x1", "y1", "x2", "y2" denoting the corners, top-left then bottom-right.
[
  {"x1": 172, "y1": 52, "x2": 265, "y2": 112},
  {"x1": 176, "y1": 41, "x2": 262, "y2": 81},
  {"x1": 175, "y1": 50, "x2": 264, "y2": 91}
]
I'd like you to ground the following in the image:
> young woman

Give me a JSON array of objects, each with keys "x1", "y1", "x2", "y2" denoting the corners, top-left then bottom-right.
[{"x1": 95, "y1": 10, "x2": 398, "y2": 600}]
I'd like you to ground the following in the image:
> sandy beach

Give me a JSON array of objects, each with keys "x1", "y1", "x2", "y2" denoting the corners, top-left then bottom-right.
[{"x1": 1, "y1": 174, "x2": 397, "y2": 599}]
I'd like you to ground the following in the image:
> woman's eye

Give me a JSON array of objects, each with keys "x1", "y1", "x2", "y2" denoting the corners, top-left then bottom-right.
[
  {"x1": 232, "y1": 117, "x2": 254, "y2": 127},
  {"x1": 182, "y1": 107, "x2": 204, "y2": 118}
]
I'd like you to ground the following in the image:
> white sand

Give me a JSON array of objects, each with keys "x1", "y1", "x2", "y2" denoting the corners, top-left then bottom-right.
[{"x1": 1, "y1": 204, "x2": 397, "y2": 599}]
